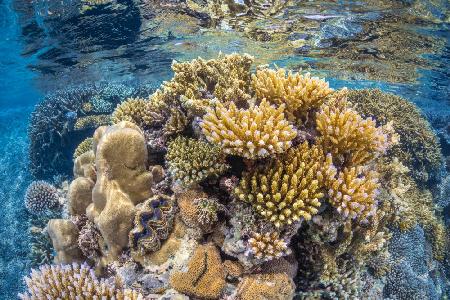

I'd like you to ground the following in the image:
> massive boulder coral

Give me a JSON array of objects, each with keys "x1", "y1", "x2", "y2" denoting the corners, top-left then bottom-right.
[
  {"x1": 201, "y1": 99, "x2": 297, "y2": 159},
  {"x1": 47, "y1": 219, "x2": 84, "y2": 264},
  {"x1": 86, "y1": 121, "x2": 154, "y2": 262}
]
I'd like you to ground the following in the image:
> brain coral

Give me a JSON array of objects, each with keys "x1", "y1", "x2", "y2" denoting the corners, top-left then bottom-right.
[
  {"x1": 234, "y1": 142, "x2": 326, "y2": 227},
  {"x1": 166, "y1": 136, "x2": 229, "y2": 186},
  {"x1": 129, "y1": 195, "x2": 175, "y2": 256},
  {"x1": 252, "y1": 68, "x2": 333, "y2": 122},
  {"x1": 347, "y1": 88, "x2": 443, "y2": 184},
  {"x1": 18, "y1": 263, "x2": 143, "y2": 300},
  {"x1": 201, "y1": 99, "x2": 297, "y2": 159},
  {"x1": 25, "y1": 181, "x2": 59, "y2": 214}
]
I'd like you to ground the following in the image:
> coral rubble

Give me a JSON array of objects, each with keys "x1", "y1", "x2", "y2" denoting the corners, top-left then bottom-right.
[{"x1": 22, "y1": 53, "x2": 448, "y2": 299}]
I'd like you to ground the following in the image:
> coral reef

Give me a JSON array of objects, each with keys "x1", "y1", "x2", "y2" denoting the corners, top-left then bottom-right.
[
  {"x1": 247, "y1": 231, "x2": 290, "y2": 261},
  {"x1": 347, "y1": 89, "x2": 443, "y2": 184},
  {"x1": 166, "y1": 136, "x2": 229, "y2": 186},
  {"x1": 24, "y1": 181, "x2": 59, "y2": 214},
  {"x1": 236, "y1": 273, "x2": 295, "y2": 300},
  {"x1": 19, "y1": 263, "x2": 143, "y2": 300},
  {"x1": 111, "y1": 97, "x2": 151, "y2": 128},
  {"x1": 47, "y1": 219, "x2": 84, "y2": 264},
  {"x1": 77, "y1": 219, "x2": 102, "y2": 260},
  {"x1": 73, "y1": 137, "x2": 93, "y2": 159},
  {"x1": 129, "y1": 195, "x2": 176, "y2": 256},
  {"x1": 201, "y1": 99, "x2": 297, "y2": 159},
  {"x1": 234, "y1": 142, "x2": 326, "y2": 227}
]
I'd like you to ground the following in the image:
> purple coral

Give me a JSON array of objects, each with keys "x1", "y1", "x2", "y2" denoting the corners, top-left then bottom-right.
[{"x1": 24, "y1": 181, "x2": 59, "y2": 214}]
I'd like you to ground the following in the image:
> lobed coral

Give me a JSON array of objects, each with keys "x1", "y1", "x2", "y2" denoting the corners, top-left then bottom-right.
[
  {"x1": 234, "y1": 142, "x2": 326, "y2": 227},
  {"x1": 252, "y1": 68, "x2": 333, "y2": 122},
  {"x1": 129, "y1": 195, "x2": 176, "y2": 256},
  {"x1": 25, "y1": 181, "x2": 59, "y2": 214},
  {"x1": 166, "y1": 136, "x2": 229, "y2": 186},
  {"x1": 19, "y1": 263, "x2": 143, "y2": 300},
  {"x1": 201, "y1": 99, "x2": 297, "y2": 159},
  {"x1": 73, "y1": 137, "x2": 93, "y2": 159},
  {"x1": 247, "y1": 231, "x2": 290, "y2": 261}
]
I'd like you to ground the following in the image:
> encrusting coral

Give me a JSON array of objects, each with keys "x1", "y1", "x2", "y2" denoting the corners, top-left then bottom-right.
[
  {"x1": 25, "y1": 181, "x2": 59, "y2": 214},
  {"x1": 201, "y1": 99, "x2": 297, "y2": 159},
  {"x1": 166, "y1": 136, "x2": 229, "y2": 186},
  {"x1": 19, "y1": 263, "x2": 143, "y2": 300},
  {"x1": 252, "y1": 68, "x2": 333, "y2": 122},
  {"x1": 234, "y1": 142, "x2": 326, "y2": 227},
  {"x1": 23, "y1": 53, "x2": 449, "y2": 299}
]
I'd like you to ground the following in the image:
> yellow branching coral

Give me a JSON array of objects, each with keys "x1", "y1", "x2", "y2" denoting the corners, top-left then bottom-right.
[
  {"x1": 252, "y1": 68, "x2": 333, "y2": 122},
  {"x1": 324, "y1": 155, "x2": 379, "y2": 221},
  {"x1": 247, "y1": 231, "x2": 290, "y2": 261},
  {"x1": 19, "y1": 263, "x2": 143, "y2": 300},
  {"x1": 166, "y1": 136, "x2": 229, "y2": 186},
  {"x1": 234, "y1": 142, "x2": 326, "y2": 227},
  {"x1": 201, "y1": 99, "x2": 297, "y2": 159},
  {"x1": 316, "y1": 96, "x2": 393, "y2": 166},
  {"x1": 73, "y1": 137, "x2": 93, "y2": 159},
  {"x1": 74, "y1": 114, "x2": 110, "y2": 130},
  {"x1": 111, "y1": 97, "x2": 151, "y2": 128}
]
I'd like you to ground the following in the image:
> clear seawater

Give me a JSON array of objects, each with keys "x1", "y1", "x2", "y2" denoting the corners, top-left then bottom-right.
[{"x1": 0, "y1": 0, "x2": 449, "y2": 299}]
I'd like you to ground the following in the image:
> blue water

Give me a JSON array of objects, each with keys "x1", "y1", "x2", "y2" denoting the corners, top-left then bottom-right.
[{"x1": 0, "y1": 0, "x2": 449, "y2": 299}]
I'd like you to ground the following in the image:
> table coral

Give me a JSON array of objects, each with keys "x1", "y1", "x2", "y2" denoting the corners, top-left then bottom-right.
[
  {"x1": 170, "y1": 243, "x2": 226, "y2": 299},
  {"x1": 234, "y1": 142, "x2": 326, "y2": 227},
  {"x1": 201, "y1": 99, "x2": 297, "y2": 159},
  {"x1": 18, "y1": 263, "x2": 143, "y2": 300},
  {"x1": 166, "y1": 136, "x2": 229, "y2": 186},
  {"x1": 129, "y1": 195, "x2": 176, "y2": 256},
  {"x1": 252, "y1": 68, "x2": 333, "y2": 123},
  {"x1": 25, "y1": 181, "x2": 59, "y2": 214}
]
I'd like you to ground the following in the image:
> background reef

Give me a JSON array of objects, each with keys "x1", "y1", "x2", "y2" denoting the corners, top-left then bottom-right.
[{"x1": 0, "y1": 0, "x2": 449, "y2": 299}]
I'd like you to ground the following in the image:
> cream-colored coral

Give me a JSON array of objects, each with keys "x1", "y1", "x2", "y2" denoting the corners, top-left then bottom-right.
[
  {"x1": 252, "y1": 68, "x2": 333, "y2": 122},
  {"x1": 74, "y1": 114, "x2": 110, "y2": 131},
  {"x1": 47, "y1": 219, "x2": 84, "y2": 264},
  {"x1": 166, "y1": 136, "x2": 229, "y2": 186},
  {"x1": 19, "y1": 263, "x2": 143, "y2": 300},
  {"x1": 111, "y1": 97, "x2": 151, "y2": 128},
  {"x1": 73, "y1": 137, "x2": 93, "y2": 159},
  {"x1": 324, "y1": 154, "x2": 379, "y2": 221},
  {"x1": 236, "y1": 273, "x2": 295, "y2": 300},
  {"x1": 201, "y1": 99, "x2": 296, "y2": 159},
  {"x1": 247, "y1": 231, "x2": 290, "y2": 261},
  {"x1": 316, "y1": 95, "x2": 392, "y2": 166},
  {"x1": 234, "y1": 142, "x2": 326, "y2": 227}
]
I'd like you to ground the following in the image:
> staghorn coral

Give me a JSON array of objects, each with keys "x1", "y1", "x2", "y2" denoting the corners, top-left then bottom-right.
[
  {"x1": 234, "y1": 142, "x2": 326, "y2": 227},
  {"x1": 166, "y1": 136, "x2": 229, "y2": 186},
  {"x1": 18, "y1": 263, "x2": 143, "y2": 300},
  {"x1": 25, "y1": 181, "x2": 59, "y2": 214},
  {"x1": 316, "y1": 91, "x2": 394, "y2": 166},
  {"x1": 252, "y1": 68, "x2": 333, "y2": 123},
  {"x1": 74, "y1": 114, "x2": 111, "y2": 130},
  {"x1": 129, "y1": 195, "x2": 176, "y2": 256},
  {"x1": 324, "y1": 154, "x2": 380, "y2": 221},
  {"x1": 73, "y1": 137, "x2": 93, "y2": 159},
  {"x1": 247, "y1": 231, "x2": 290, "y2": 261},
  {"x1": 170, "y1": 243, "x2": 226, "y2": 299},
  {"x1": 347, "y1": 89, "x2": 443, "y2": 184},
  {"x1": 236, "y1": 273, "x2": 295, "y2": 300},
  {"x1": 201, "y1": 99, "x2": 297, "y2": 159},
  {"x1": 111, "y1": 97, "x2": 151, "y2": 128}
]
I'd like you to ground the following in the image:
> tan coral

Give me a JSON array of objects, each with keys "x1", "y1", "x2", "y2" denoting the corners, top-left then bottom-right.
[
  {"x1": 201, "y1": 99, "x2": 297, "y2": 159},
  {"x1": 234, "y1": 142, "x2": 326, "y2": 227},
  {"x1": 68, "y1": 177, "x2": 94, "y2": 216},
  {"x1": 111, "y1": 97, "x2": 151, "y2": 128},
  {"x1": 73, "y1": 137, "x2": 93, "y2": 159},
  {"x1": 247, "y1": 231, "x2": 290, "y2": 261},
  {"x1": 236, "y1": 273, "x2": 295, "y2": 300},
  {"x1": 252, "y1": 68, "x2": 333, "y2": 122},
  {"x1": 47, "y1": 219, "x2": 84, "y2": 264},
  {"x1": 73, "y1": 150, "x2": 96, "y2": 181},
  {"x1": 74, "y1": 114, "x2": 110, "y2": 131},
  {"x1": 170, "y1": 243, "x2": 226, "y2": 299},
  {"x1": 86, "y1": 121, "x2": 153, "y2": 263}
]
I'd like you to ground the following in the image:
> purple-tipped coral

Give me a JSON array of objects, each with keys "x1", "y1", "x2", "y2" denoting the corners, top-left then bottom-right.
[
  {"x1": 19, "y1": 263, "x2": 143, "y2": 300},
  {"x1": 24, "y1": 181, "x2": 59, "y2": 214}
]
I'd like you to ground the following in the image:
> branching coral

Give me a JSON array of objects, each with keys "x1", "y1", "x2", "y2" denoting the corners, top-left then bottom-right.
[
  {"x1": 25, "y1": 181, "x2": 59, "y2": 214},
  {"x1": 166, "y1": 136, "x2": 229, "y2": 186},
  {"x1": 201, "y1": 99, "x2": 297, "y2": 159},
  {"x1": 111, "y1": 97, "x2": 151, "y2": 128},
  {"x1": 234, "y1": 142, "x2": 326, "y2": 227},
  {"x1": 73, "y1": 137, "x2": 93, "y2": 159},
  {"x1": 19, "y1": 263, "x2": 143, "y2": 300},
  {"x1": 347, "y1": 89, "x2": 443, "y2": 183},
  {"x1": 74, "y1": 114, "x2": 111, "y2": 130},
  {"x1": 78, "y1": 219, "x2": 102, "y2": 260},
  {"x1": 324, "y1": 155, "x2": 380, "y2": 221},
  {"x1": 129, "y1": 195, "x2": 175, "y2": 256},
  {"x1": 252, "y1": 68, "x2": 333, "y2": 122},
  {"x1": 316, "y1": 90, "x2": 395, "y2": 166},
  {"x1": 247, "y1": 231, "x2": 290, "y2": 261}
]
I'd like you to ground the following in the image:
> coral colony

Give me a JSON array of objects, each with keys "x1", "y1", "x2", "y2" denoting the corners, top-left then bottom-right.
[{"x1": 22, "y1": 54, "x2": 447, "y2": 299}]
